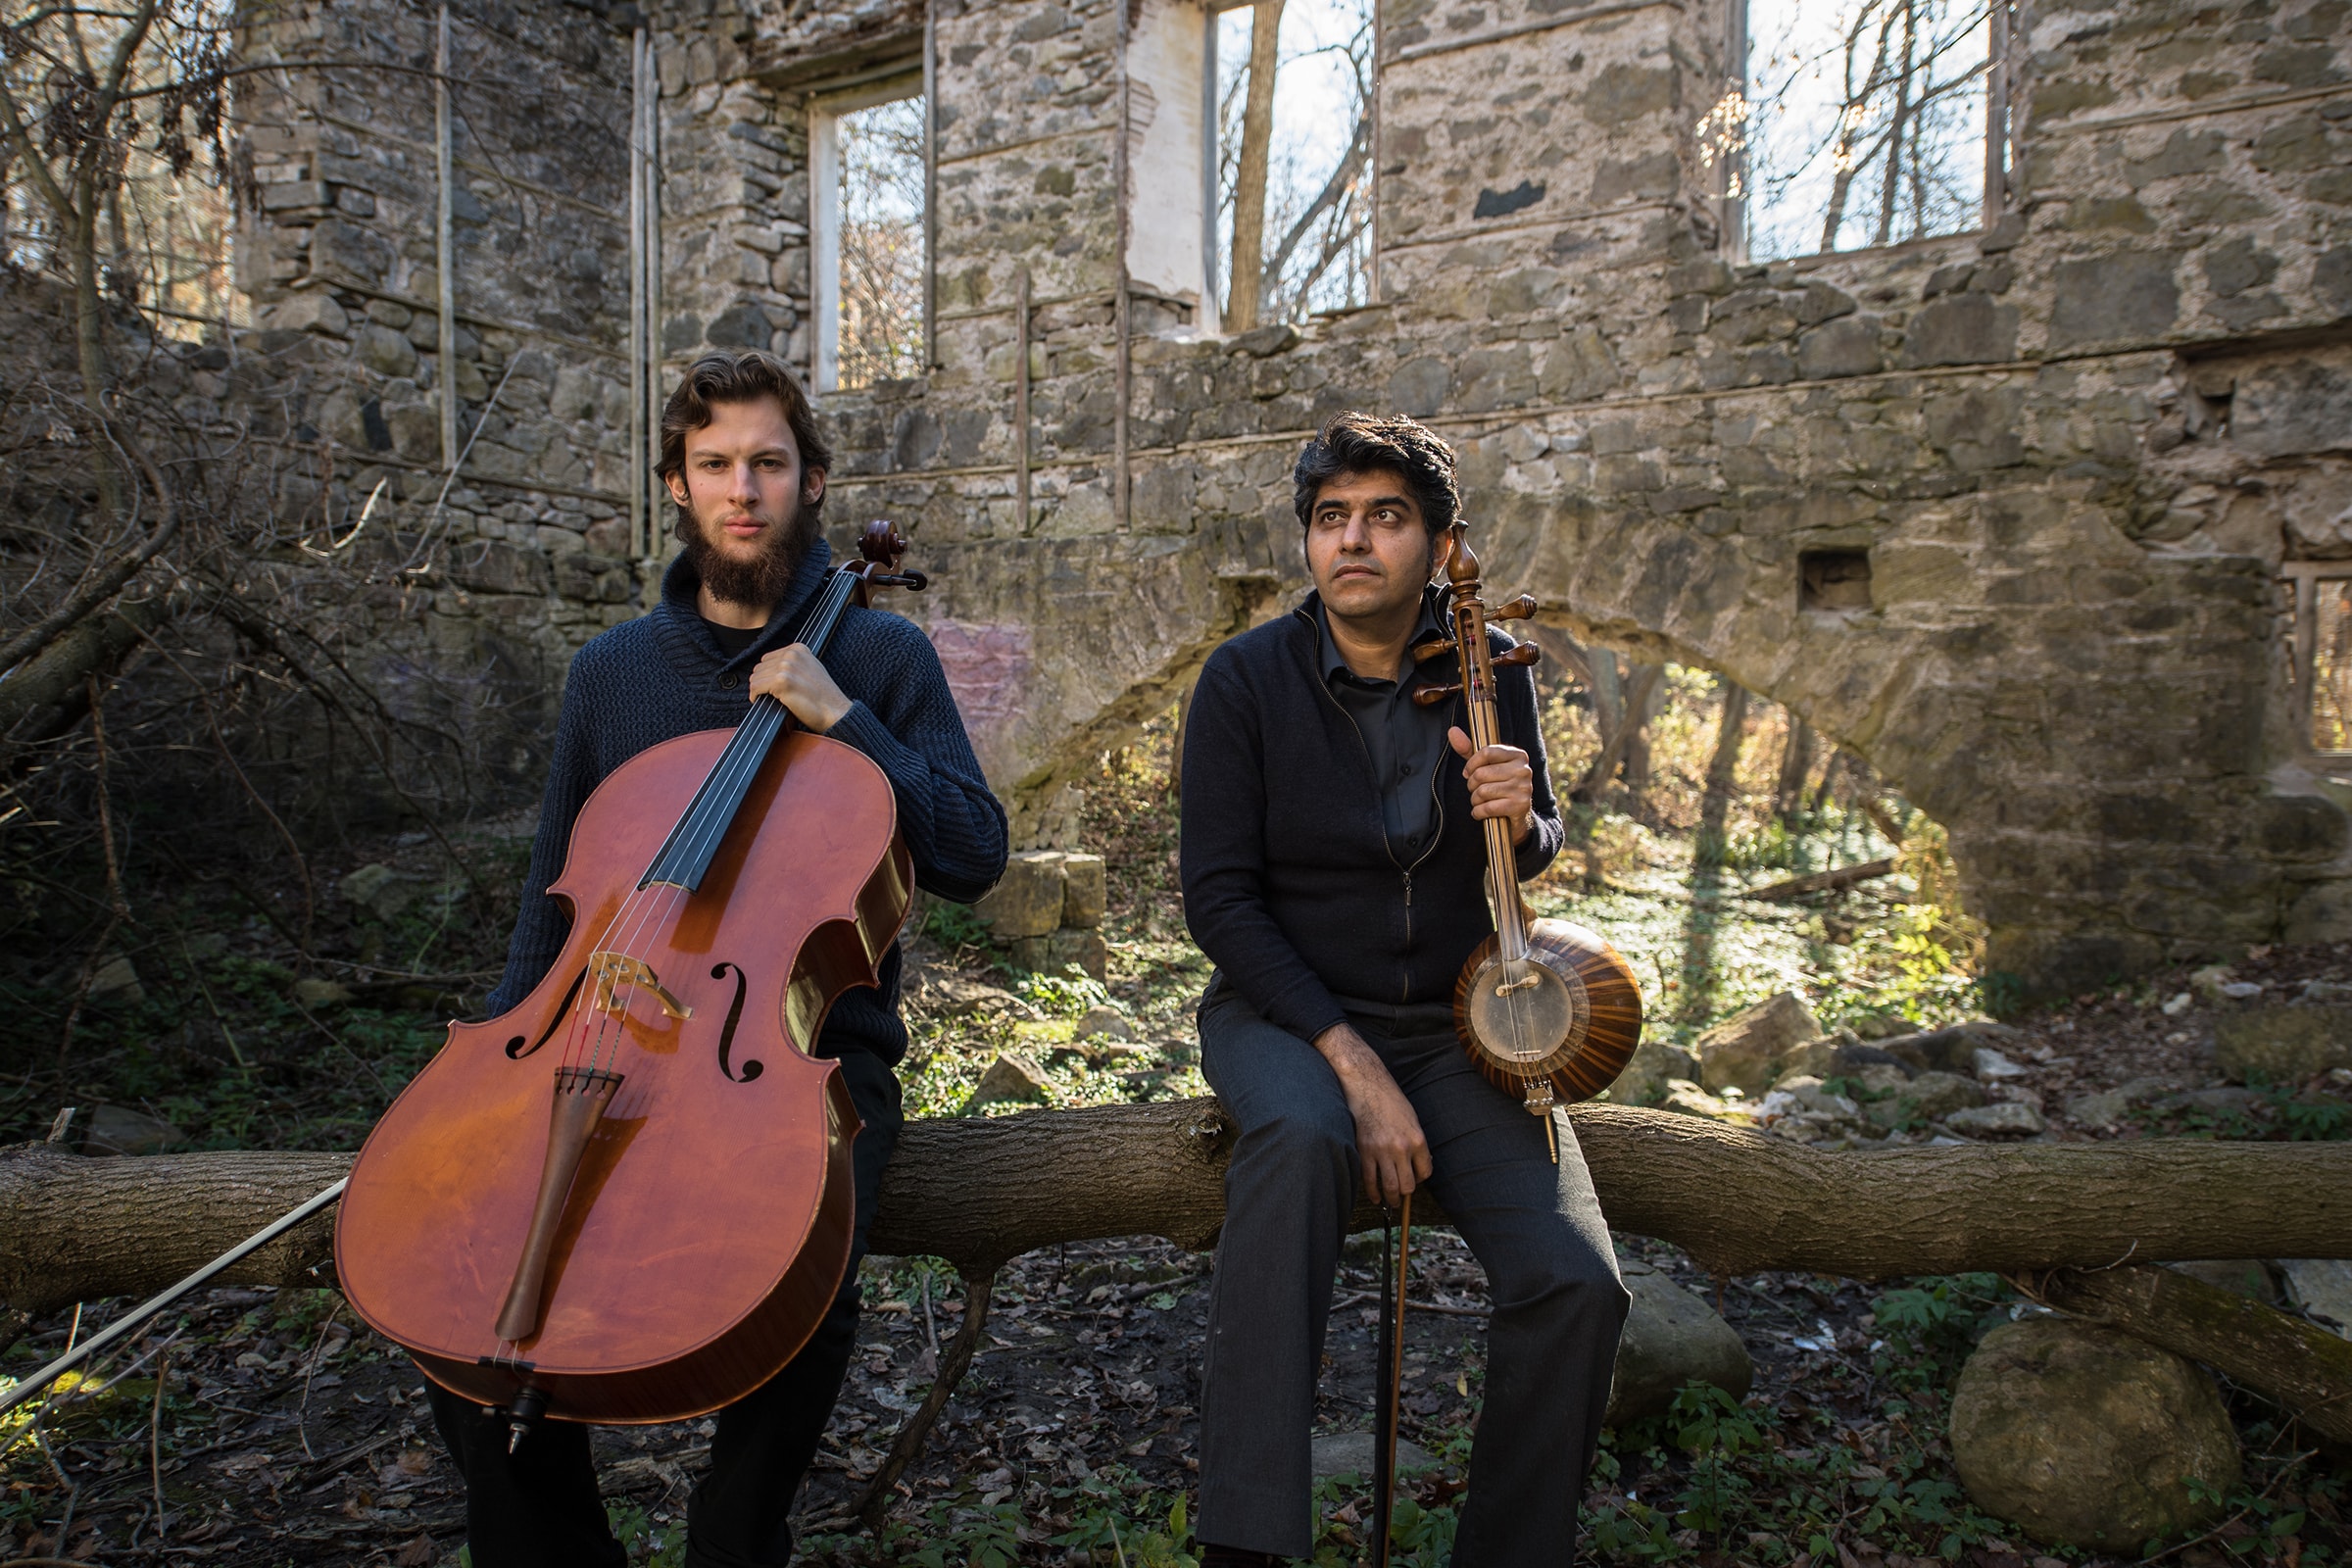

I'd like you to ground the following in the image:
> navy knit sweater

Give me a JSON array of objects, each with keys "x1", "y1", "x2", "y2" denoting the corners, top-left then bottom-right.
[
  {"x1": 1179, "y1": 589, "x2": 1563, "y2": 1044},
  {"x1": 483, "y1": 540, "x2": 1009, "y2": 1065}
]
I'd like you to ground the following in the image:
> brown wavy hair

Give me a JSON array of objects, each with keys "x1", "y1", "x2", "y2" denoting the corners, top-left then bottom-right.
[{"x1": 657, "y1": 350, "x2": 835, "y2": 537}]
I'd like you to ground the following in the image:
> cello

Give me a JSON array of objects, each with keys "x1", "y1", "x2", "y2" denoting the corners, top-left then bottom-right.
[{"x1": 334, "y1": 520, "x2": 928, "y2": 1447}]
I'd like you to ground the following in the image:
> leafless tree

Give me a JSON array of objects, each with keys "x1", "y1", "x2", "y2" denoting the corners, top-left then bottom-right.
[
  {"x1": 1218, "y1": 0, "x2": 1371, "y2": 329},
  {"x1": 0, "y1": 0, "x2": 526, "y2": 1054},
  {"x1": 1740, "y1": 0, "x2": 1990, "y2": 260}
]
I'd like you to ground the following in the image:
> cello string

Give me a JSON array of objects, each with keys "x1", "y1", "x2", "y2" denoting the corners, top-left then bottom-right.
[
  {"x1": 588, "y1": 682, "x2": 794, "y2": 1071},
  {"x1": 562, "y1": 565, "x2": 858, "y2": 1080}
]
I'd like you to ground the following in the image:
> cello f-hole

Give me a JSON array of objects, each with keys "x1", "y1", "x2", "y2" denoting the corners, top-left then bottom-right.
[
  {"x1": 507, "y1": 966, "x2": 590, "y2": 1060},
  {"x1": 711, "y1": 961, "x2": 762, "y2": 1083}
]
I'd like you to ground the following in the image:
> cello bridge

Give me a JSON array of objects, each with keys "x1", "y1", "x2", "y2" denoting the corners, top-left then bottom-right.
[{"x1": 589, "y1": 951, "x2": 692, "y2": 1020}]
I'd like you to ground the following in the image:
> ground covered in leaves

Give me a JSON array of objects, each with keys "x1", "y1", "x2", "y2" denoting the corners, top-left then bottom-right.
[{"x1": 1, "y1": 689, "x2": 2345, "y2": 1565}]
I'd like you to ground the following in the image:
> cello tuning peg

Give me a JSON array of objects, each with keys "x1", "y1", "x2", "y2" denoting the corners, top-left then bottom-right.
[
  {"x1": 1490, "y1": 595, "x2": 1540, "y2": 620},
  {"x1": 1408, "y1": 638, "x2": 1453, "y2": 664},
  {"x1": 857, "y1": 519, "x2": 908, "y2": 567},
  {"x1": 1411, "y1": 681, "x2": 1463, "y2": 707},
  {"x1": 1494, "y1": 644, "x2": 1541, "y2": 668}
]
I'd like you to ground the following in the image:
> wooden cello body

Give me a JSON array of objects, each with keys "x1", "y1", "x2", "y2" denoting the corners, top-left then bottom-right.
[{"x1": 335, "y1": 523, "x2": 923, "y2": 1434}]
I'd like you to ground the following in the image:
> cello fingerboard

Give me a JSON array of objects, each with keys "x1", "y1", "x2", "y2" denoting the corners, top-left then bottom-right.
[{"x1": 638, "y1": 569, "x2": 859, "y2": 893}]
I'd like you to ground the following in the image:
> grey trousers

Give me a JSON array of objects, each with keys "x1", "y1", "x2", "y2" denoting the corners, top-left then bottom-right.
[{"x1": 1195, "y1": 975, "x2": 1628, "y2": 1565}]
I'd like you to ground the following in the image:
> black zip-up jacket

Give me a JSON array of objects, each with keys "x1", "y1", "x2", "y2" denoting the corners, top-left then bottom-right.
[{"x1": 1179, "y1": 587, "x2": 1564, "y2": 1044}]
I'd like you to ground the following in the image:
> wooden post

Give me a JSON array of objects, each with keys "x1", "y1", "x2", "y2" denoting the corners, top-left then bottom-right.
[
  {"x1": 1984, "y1": 0, "x2": 2011, "y2": 229},
  {"x1": 1113, "y1": 0, "x2": 1132, "y2": 528},
  {"x1": 434, "y1": 5, "x2": 459, "y2": 473},
  {"x1": 1014, "y1": 266, "x2": 1031, "y2": 532},
  {"x1": 627, "y1": 28, "x2": 647, "y2": 560},
  {"x1": 923, "y1": 1, "x2": 940, "y2": 369}
]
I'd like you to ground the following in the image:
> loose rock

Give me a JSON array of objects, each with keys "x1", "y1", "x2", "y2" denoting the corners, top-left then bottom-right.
[
  {"x1": 1944, "y1": 1102, "x2": 2047, "y2": 1138},
  {"x1": 965, "y1": 1053, "x2": 1051, "y2": 1110},
  {"x1": 1863, "y1": 1069, "x2": 1984, "y2": 1129},
  {"x1": 1974, "y1": 1047, "x2": 2029, "y2": 1080},
  {"x1": 972, "y1": 851, "x2": 1068, "y2": 939},
  {"x1": 1950, "y1": 1319, "x2": 2239, "y2": 1549},
  {"x1": 2281, "y1": 1257, "x2": 2352, "y2": 1335},
  {"x1": 2215, "y1": 1004, "x2": 2352, "y2": 1082},
  {"x1": 1604, "y1": 1262, "x2": 1753, "y2": 1426},
  {"x1": 85, "y1": 954, "x2": 145, "y2": 1007},
  {"x1": 1076, "y1": 1004, "x2": 1135, "y2": 1042},
  {"x1": 1604, "y1": 1037, "x2": 1700, "y2": 1104},
  {"x1": 1692, "y1": 991, "x2": 1821, "y2": 1095},
  {"x1": 2063, "y1": 1076, "x2": 2174, "y2": 1131},
  {"x1": 81, "y1": 1103, "x2": 186, "y2": 1156},
  {"x1": 1059, "y1": 853, "x2": 1107, "y2": 929},
  {"x1": 340, "y1": 862, "x2": 417, "y2": 922},
  {"x1": 1657, "y1": 1078, "x2": 1744, "y2": 1121},
  {"x1": 1878, "y1": 1018, "x2": 2023, "y2": 1075}
]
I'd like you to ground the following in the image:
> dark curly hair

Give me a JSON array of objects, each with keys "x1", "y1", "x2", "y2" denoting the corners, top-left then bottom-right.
[
  {"x1": 657, "y1": 349, "x2": 834, "y2": 536},
  {"x1": 1291, "y1": 411, "x2": 1461, "y2": 539}
]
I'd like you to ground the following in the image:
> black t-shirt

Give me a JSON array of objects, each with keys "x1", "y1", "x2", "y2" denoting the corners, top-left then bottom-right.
[{"x1": 705, "y1": 617, "x2": 762, "y2": 661}]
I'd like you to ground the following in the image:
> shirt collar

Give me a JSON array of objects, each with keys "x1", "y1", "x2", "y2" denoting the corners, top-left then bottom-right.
[{"x1": 1316, "y1": 588, "x2": 1448, "y2": 687}]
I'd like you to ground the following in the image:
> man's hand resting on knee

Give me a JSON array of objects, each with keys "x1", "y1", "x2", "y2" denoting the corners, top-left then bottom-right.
[{"x1": 1310, "y1": 1021, "x2": 1433, "y2": 1205}]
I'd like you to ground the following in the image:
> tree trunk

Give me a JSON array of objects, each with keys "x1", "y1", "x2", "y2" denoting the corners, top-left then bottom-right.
[
  {"x1": 1748, "y1": 857, "x2": 1895, "y2": 902},
  {"x1": 1169, "y1": 676, "x2": 1197, "y2": 796},
  {"x1": 1775, "y1": 715, "x2": 1814, "y2": 821},
  {"x1": 1874, "y1": 0, "x2": 1916, "y2": 248},
  {"x1": 2030, "y1": 1263, "x2": 2352, "y2": 1448},
  {"x1": 1573, "y1": 660, "x2": 1660, "y2": 802},
  {"x1": 0, "y1": 601, "x2": 166, "y2": 745},
  {"x1": 1694, "y1": 682, "x2": 1750, "y2": 867},
  {"x1": 1224, "y1": 0, "x2": 1286, "y2": 334},
  {"x1": 2, "y1": 1106, "x2": 2348, "y2": 1315}
]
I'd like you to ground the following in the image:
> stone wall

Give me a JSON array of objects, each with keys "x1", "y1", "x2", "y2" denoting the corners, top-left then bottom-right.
[
  {"x1": 197, "y1": 0, "x2": 2352, "y2": 992},
  {"x1": 231, "y1": 0, "x2": 649, "y2": 765}
]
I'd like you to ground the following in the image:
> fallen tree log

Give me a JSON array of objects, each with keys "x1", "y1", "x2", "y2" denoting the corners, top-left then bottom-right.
[
  {"x1": 2028, "y1": 1263, "x2": 2352, "y2": 1447},
  {"x1": 1747, "y1": 858, "x2": 1897, "y2": 902},
  {"x1": 0, "y1": 1102, "x2": 2347, "y2": 1315}
]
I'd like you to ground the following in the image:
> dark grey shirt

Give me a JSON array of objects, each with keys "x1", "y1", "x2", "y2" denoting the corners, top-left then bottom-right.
[{"x1": 1317, "y1": 598, "x2": 1453, "y2": 862}]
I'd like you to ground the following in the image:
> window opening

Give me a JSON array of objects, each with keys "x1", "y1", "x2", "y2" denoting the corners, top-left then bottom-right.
[
  {"x1": 1213, "y1": 0, "x2": 1371, "y2": 332},
  {"x1": 2283, "y1": 565, "x2": 2352, "y2": 756},
  {"x1": 1799, "y1": 549, "x2": 1873, "y2": 612},
  {"x1": 811, "y1": 83, "x2": 926, "y2": 391},
  {"x1": 1732, "y1": 0, "x2": 1994, "y2": 262}
]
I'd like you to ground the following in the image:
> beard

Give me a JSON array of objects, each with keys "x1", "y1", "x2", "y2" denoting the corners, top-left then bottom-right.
[{"x1": 678, "y1": 490, "x2": 823, "y2": 613}]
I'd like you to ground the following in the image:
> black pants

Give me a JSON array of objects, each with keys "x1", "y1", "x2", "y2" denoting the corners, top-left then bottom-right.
[
  {"x1": 1195, "y1": 976, "x2": 1629, "y2": 1565},
  {"x1": 425, "y1": 1051, "x2": 903, "y2": 1568}
]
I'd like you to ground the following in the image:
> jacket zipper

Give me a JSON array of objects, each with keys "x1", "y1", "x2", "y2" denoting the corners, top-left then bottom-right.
[
  {"x1": 1301, "y1": 605, "x2": 1456, "y2": 1004},
  {"x1": 1309, "y1": 668, "x2": 1418, "y2": 1004}
]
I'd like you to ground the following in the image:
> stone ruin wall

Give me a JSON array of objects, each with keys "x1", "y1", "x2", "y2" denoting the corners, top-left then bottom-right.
[{"x1": 183, "y1": 0, "x2": 2352, "y2": 995}]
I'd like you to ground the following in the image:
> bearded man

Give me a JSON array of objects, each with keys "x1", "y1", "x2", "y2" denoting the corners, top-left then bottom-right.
[
  {"x1": 1180, "y1": 412, "x2": 1628, "y2": 1566},
  {"x1": 423, "y1": 348, "x2": 1007, "y2": 1568}
]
